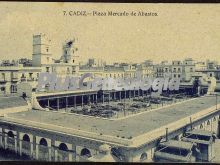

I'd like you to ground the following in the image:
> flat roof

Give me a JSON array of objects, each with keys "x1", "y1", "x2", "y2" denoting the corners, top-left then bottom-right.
[
  {"x1": 0, "y1": 95, "x2": 220, "y2": 147},
  {"x1": 0, "y1": 96, "x2": 27, "y2": 109},
  {"x1": 186, "y1": 129, "x2": 214, "y2": 137},
  {"x1": 35, "y1": 89, "x2": 98, "y2": 99},
  {"x1": 160, "y1": 140, "x2": 193, "y2": 150}
]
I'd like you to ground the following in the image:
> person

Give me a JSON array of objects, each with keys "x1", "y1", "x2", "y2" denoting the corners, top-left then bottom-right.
[{"x1": 22, "y1": 92, "x2": 27, "y2": 99}]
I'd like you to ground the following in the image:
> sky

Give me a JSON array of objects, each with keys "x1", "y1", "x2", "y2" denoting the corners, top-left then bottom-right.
[{"x1": 0, "y1": 2, "x2": 220, "y2": 64}]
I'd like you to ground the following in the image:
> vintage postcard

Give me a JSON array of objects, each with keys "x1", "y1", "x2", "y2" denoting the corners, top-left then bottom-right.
[{"x1": 0, "y1": 2, "x2": 220, "y2": 163}]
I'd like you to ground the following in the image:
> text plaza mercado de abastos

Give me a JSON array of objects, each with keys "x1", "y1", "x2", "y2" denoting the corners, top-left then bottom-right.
[{"x1": 1, "y1": 33, "x2": 220, "y2": 162}]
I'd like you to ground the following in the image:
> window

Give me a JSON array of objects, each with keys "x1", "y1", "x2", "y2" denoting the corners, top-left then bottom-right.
[
  {"x1": 200, "y1": 124, "x2": 203, "y2": 129},
  {"x1": 213, "y1": 117, "x2": 216, "y2": 122},
  {"x1": 1, "y1": 73, "x2": 5, "y2": 80},
  {"x1": 190, "y1": 68, "x2": 193, "y2": 72},
  {"x1": 174, "y1": 74, "x2": 176, "y2": 78},
  {"x1": 29, "y1": 73, "x2": 33, "y2": 79},
  {"x1": 11, "y1": 85, "x2": 17, "y2": 93},
  {"x1": 46, "y1": 67, "x2": 50, "y2": 73},
  {"x1": 207, "y1": 120, "x2": 210, "y2": 125},
  {"x1": 47, "y1": 57, "x2": 50, "y2": 62},
  {"x1": 67, "y1": 68, "x2": 70, "y2": 74},
  {"x1": 46, "y1": 48, "x2": 49, "y2": 52},
  {"x1": 73, "y1": 60, "x2": 75, "y2": 63}
]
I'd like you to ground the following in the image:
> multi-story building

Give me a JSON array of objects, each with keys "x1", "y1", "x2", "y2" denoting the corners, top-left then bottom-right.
[
  {"x1": 137, "y1": 60, "x2": 154, "y2": 79},
  {"x1": 153, "y1": 58, "x2": 195, "y2": 82},
  {"x1": 0, "y1": 65, "x2": 41, "y2": 95}
]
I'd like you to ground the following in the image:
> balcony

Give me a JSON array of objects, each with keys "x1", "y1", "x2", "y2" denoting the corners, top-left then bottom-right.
[
  {"x1": 11, "y1": 77, "x2": 18, "y2": 82},
  {"x1": 20, "y1": 77, "x2": 26, "y2": 82},
  {"x1": 27, "y1": 77, "x2": 35, "y2": 81},
  {"x1": 0, "y1": 78, "x2": 6, "y2": 83}
]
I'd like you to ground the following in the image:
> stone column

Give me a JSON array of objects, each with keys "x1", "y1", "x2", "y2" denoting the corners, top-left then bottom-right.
[
  {"x1": 15, "y1": 132, "x2": 20, "y2": 154},
  {"x1": 102, "y1": 93, "x2": 104, "y2": 104},
  {"x1": 92, "y1": 94, "x2": 94, "y2": 103},
  {"x1": 74, "y1": 96, "x2": 76, "y2": 108},
  {"x1": 75, "y1": 146, "x2": 81, "y2": 162},
  {"x1": 108, "y1": 93, "x2": 110, "y2": 103},
  {"x1": 30, "y1": 136, "x2": 34, "y2": 158},
  {"x1": 47, "y1": 99, "x2": 50, "y2": 108},
  {"x1": 82, "y1": 95, "x2": 84, "y2": 107},
  {"x1": 48, "y1": 145, "x2": 52, "y2": 161},
  {"x1": 14, "y1": 133, "x2": 18, "y2": 154},
  {"x1": 3, "y1": 129, "x2": 7, "y2": 149},
  {"x1": 35, "y1": 143, "x2": 39, "y2": 160},
  {"x1": 51, "y1": 139, "x2": 55, "y2": 161},
  {"x1": 129, "y1": 90, "x2": 131, "y2": 100},
  {"x1": 18, "y1": 133, "x2": 22, "y2": 156},
  {"x1": 69, "y1": 150, "x2": 73, "y2": 161},
  {"x1": 33, "y1": 136, "x2": 37, "y2": 160},
  {"x1": 57, "y1": 98, "x2": 60, "y2": 110},
  {"x1": 66, "y1": 97, "x2": 68, "y2": 110},
  {"x1": 55, "y1": 149, "x2": 58, "y2": 161},
  {"x1": 0, "y1": 128, "x2": 2, "y2": 148}
]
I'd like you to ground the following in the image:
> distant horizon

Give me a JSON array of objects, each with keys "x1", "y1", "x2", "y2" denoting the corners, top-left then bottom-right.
[{"x1": 0, "y1": 3, "x2": 220, "y2": 64}]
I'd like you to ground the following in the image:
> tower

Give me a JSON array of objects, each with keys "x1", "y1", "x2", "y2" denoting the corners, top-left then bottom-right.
[
  {"x1": 32, "y1": 33, "x2": 52, "y2": 67},
  {"x1": 60, "y1": 38, "x2": 79, "y2": 64}
]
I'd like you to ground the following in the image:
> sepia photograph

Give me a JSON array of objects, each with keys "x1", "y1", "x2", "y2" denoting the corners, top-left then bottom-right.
[{"x1": 0, "y1": 2, "x2": 220, "y2": 163}]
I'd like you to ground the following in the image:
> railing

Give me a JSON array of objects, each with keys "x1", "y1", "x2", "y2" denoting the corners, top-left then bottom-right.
[
  {"x1": 20, "y1": 77, "x2": 26, "y2": 82},
  {"x1": 57, "y1": 150, "x2": 69, "y2": 162},
  {"x1": 27, "y1": 78, "x2": 35, "y2": 81},
  {"x1": 11, "y1": 77, "x2": 18, "y2": 81},
  {"x1": 0, "y1": 78, "x2": 6, "y2": 82},
  {"x1": 38, "y1": 145, "x2": 49, "y2": 161},
  {"x1": 7, "y1": 137, "x2": 15, "y2": 152},
  {"x1": 22, "y1": 141, "x2": 31, "y2": 156}
]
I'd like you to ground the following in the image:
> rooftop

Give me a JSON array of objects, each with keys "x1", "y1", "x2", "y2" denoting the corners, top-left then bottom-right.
[
  {"x1": 0, "y1": 96, "x2": 27, "y2": 109},
  {"x1": 0, "y1": 95, "x2": 219, "y2": 147},
  {"x1": 160, "y1": 140, "x2": 193, "y2": 150}
]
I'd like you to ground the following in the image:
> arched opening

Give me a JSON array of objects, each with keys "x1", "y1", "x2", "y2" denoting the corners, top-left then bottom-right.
[
  {"x1": 39, "y1": 138, "x2": 48, "y2": 146},
  {"x1": 59, "y1": 143, "x2": 68, "y2": 151},
  {"x1": 81, "y1": 148, "x2": 91, "y2": 158},
  {"x1": 38, "y1": 138, "x2": 49, "y2": 161},
  {"x1": 57, "y1": 143, "x2": 69, "y2": 161},
  {"x1": 207, "y1": 120, "x2": 211, "y2": 131},
  {"x1": 214, "y1": 117, "x2": 216, "y2": 122},
  {"x1": 22, "y1": 134, "x2": 31, "y2": 157},
  {"x1": 200, "y1": 124, "x2": 203, "y2": 129},
  {"x1": 23, "y1": 134, "x2": 30, "y2": 142},
  {"x1": 207, "y1": 120, "x2": 211, "y2": 125},
  {"x1": 22, "y1": 134, "x2": 31, "y2": 156},
  {"x1": 7, "y1": 131, "x2": 15, "y2": 151},
  {"x1": 8, "y1": 131, "x2": 14, "y2": 138},
  {"x1": 140, "y1": 152, "x2": 148, "y2": 162}
]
